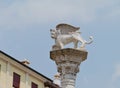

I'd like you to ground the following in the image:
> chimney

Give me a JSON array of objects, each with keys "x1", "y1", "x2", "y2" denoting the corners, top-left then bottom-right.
[
  {"x1": 53, "y1": 73, "x2": 61, "y2": 87},
  {"x1": 21, "y1": 59, "x2": 30, "y2": 66}
]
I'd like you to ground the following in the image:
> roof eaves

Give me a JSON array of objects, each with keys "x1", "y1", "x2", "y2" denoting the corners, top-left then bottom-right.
[{"x1": 0, "y1": 50, "x2": 52, "y2": 82}]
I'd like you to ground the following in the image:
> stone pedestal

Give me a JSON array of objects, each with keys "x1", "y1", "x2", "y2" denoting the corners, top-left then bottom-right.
[{"x1": 50, "y1": 48, "x2": 88, "y2": 88}]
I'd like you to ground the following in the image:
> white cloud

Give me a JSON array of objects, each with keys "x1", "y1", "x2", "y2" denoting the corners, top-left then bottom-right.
[
  {"x1": 106, "y1": 63, "x2": 120, "y2": 88},
  {"x1": 0, "y1": 0, "x2": 120, "y2": 30},
  {"x1": 112, "y1": 63, "x2": 120, "y2": 82}
]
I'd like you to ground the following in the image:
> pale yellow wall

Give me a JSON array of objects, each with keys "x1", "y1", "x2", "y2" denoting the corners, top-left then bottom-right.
[
  {"x1": 11, "y1": 65, "x2": 26, "y2": 88},
  {"x1": 0, "y1": 53, "x2": 51, "y2": 88},
  {"x1": 0, "y1": 58, "x2": 7, "y2": 88},
  {"x1": 29, "y1": 74, "x2": 45, "y2": 88}
]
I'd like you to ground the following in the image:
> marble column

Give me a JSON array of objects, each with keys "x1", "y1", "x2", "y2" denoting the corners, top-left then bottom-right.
[{"x1": 50, "y1": 48, "x2": 88, "y2": 88}]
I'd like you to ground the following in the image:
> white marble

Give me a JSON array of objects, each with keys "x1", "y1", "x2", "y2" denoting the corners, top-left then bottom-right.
[
  {"x1": 50, "y1": 23, "x2": 93, "y2": 50},
  {"x1": 50, "y1": 49, "x2": 88, "y2": 88}
]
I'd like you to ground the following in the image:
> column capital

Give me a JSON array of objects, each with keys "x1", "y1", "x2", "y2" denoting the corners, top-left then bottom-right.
[
  {"x1": 50, "y1": 48, "x2": 88, "y2": 63},
  {"x1": 50, "y1": 48, "x2": 88, "y2": 88}
]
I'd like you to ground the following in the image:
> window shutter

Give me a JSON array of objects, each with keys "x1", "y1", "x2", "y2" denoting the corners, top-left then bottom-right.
[
  {"x1": 13, "y1": 72, "x2": 20, "y2": 88},
  {"x1": 32, "y1": 82, "x2": 38, "y2": 88}
]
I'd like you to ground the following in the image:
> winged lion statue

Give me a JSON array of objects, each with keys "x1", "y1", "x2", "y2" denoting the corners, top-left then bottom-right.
[{"x1": 50, "y1": 23, "x2": 93, "y2": 50}]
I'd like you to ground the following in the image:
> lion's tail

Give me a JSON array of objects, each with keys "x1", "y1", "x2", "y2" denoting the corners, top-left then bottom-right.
[{"x1": 85, "y1": 36, "x2": 93, "y2": 44}]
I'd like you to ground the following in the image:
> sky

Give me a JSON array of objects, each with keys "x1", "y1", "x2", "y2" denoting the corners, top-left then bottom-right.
[{"x1": 0, "y1": 0, "x2": 120, "y2": 88}]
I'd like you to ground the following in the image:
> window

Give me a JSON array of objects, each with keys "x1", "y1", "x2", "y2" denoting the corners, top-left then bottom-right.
[
  {"x1": 31, "y1": 82, "x2": 38, "y2": 88},
  {"x1": 13, "y1": 72, "x2": 20, "y2": 88}
]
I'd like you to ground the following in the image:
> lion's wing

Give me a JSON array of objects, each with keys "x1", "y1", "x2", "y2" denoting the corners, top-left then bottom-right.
[{"x1": 56, "y1": 23, "x2": 80, "y2": 34}]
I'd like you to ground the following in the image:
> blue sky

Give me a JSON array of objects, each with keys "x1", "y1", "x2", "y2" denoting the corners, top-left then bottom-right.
[{"x1": 0, "y1": 0, "x2": 120, "y2": 88}]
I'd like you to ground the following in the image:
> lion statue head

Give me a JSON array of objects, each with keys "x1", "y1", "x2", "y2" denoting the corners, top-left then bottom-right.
[{"x1": 50, "y1": 29, "x2": 60, "y2": 39}]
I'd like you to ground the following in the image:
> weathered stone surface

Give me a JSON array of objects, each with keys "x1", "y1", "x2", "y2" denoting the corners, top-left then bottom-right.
[
  {"x1": 50, "y1": 23, "x2": 93, "y2": 50},
  {"x1": 50, "y1": 48, "x2": 88, "y2": 62},
  {"x1": 50, "y1": 48, "x2": 88, "y2": 88}
]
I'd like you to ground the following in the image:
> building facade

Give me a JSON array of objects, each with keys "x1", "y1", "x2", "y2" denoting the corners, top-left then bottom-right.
[{"x1": 0, "y1": 50, "x2": 59, "y2": 88}]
